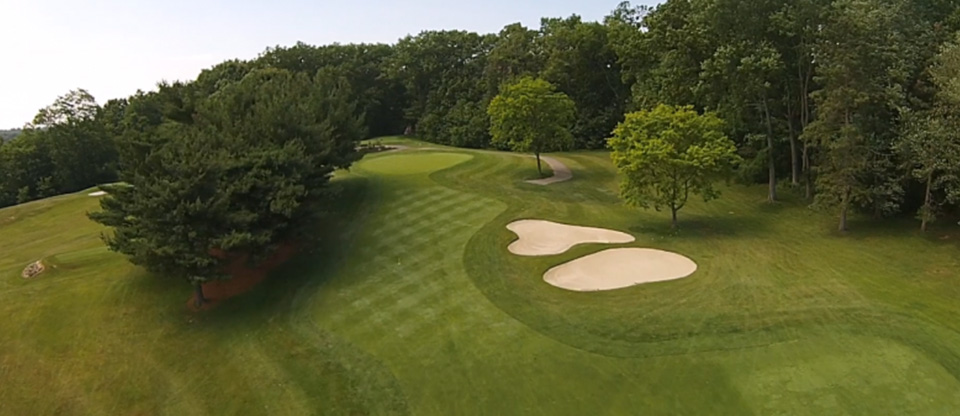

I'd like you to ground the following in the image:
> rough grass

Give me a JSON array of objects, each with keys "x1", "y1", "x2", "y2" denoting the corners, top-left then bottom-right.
[{"x1": 2, "y1": 139, "x2": 960, "y2": 414}]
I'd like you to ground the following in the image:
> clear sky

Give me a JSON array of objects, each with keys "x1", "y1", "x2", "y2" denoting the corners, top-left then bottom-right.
[{"x1": 0, "y1": 0, "x2": 660, "y2": 128}]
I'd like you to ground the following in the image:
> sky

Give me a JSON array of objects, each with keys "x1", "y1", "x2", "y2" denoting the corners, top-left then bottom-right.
[{"x1": 0, "y1": 0, "x2": 660, "y2": 128}]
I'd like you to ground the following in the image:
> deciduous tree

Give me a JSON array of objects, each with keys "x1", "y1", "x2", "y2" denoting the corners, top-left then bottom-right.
[
  {"x1": 609, "y1": 104, "x2": 740, "y2": 228},
  {"x1": 896, "y1": 35, "x2": 960, "y2": 231},
  {"x1": 804, "y1": 0, "x2": 909, "y2": 231},
  {"x1": 539, "y1": 16, "x2": 627, "y2": 148},
  {"x1": 487, "y1": 77, "x2": 575, "y2": 176},
  {"x1": 0, "y1": 89, "x2": 116, "y2": 206}
]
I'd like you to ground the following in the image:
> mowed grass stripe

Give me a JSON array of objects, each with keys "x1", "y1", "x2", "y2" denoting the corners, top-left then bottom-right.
[
  {"x1": 327, "y1": 190, "x2": 505, "y2": 335},
  {"x1": 378, "y1": 187, "x2": 461, "y2": 222},
  {"x1": 356, "y1": 193, "x2": 483, "y2": 261},
  {"x1": 340, "y1": 194, "x2": 495, "y2": 286},
  {"x1": 310, "y1": 152, "x2": 520, "y2": 348},
  {"x1": 350, "y1": 189, "x2": 474, "y2": 255}
]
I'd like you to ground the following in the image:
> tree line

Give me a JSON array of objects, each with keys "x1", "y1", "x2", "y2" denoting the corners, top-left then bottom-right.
[
  {"x1": 0, "y1": 129, "x2": 21, "y2": 141},
  {"x1": 2, "y1": 0, "x2": 960, "y2": 227},
  {"x1": 610, "y1": 0, "x2": 960, "y2": 231}
]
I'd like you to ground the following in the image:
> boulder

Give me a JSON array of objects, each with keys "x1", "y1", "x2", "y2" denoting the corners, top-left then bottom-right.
[{"x1": 21, "y1": 260, "x2": 45, "y2": 279}]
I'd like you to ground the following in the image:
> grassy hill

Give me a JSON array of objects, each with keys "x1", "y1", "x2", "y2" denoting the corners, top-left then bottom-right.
[{"x1": 3, "y1": 138, "x2": 960, "y2": 415}]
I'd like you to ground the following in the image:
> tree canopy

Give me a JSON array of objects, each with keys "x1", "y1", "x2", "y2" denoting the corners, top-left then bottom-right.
[
  {"x1": 0, "y1": 90, "x2": 117, "y2": 206},
  {"x1": 609, "y1": 104, "x2": 740, "y2": 228},
  {"x1": 487, "y1": 77, "x2": 575, "y2": 176},
  {"x1": 0, "y1": 129, "x2": 21, "y2": 141},
  {"x1": 894, "y1": 35, "x2": 960, "y2": 231},
  {"x1": 89, "y1": 68, "x2": 363, "y2": 305}
]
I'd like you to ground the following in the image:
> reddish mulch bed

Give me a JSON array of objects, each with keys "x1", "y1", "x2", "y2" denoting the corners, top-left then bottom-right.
[{"x1": 187, "y1": 243, "x2": 298, "y2": 311}]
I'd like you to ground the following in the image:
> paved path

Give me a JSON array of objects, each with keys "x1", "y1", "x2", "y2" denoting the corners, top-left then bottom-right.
[{"x1": 526, "y1": 156, "x2": 572, "y2": 185}]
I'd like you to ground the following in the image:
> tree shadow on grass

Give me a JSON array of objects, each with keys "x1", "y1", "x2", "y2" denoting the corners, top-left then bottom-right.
[
  {"x1": 628, "y1": 211, "x2": 771, "y2": 240},
  {"x1": 193, "y1": 175, "x2": 375, "y2": 324},
  {"x1": 839, "y1": 214, "x2": 960, "y2": 251},
  {"x1": 836, "y1": 217, "x2": 916, "y2": 239}
]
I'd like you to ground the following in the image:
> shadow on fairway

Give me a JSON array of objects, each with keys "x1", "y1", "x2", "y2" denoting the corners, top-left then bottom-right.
[
  {"x1": 629, "y1": 212, "x2": 771, "y2": 239},
  {"x1": 194, "y1": 175, "x2": 374, "y2": 323},
  {"x1": 837, "y1": 216, "x2": 960, "y2": 245}
]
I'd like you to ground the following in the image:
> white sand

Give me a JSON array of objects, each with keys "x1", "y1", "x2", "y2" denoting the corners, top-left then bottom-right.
[
  {"x1": 544, "y1": 248, "x2": 697, "y2": 291},
  {"x1": 507, "y1": 220, "x2": 635, "y2": 256},
  {"x1": 88, "y1": 191, "x2": 106, "y2": 196},
  {"x1": 526, "y1": 156, "x2": 572, "y2": 185}
]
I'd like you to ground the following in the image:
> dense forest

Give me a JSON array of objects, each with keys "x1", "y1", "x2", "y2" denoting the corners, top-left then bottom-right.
[
  {"x1": 0, "y1": 129, "x2": 21, "y2": 141},
  {"x1": 3, "y1": 0, "x2": 960, "y2": 232}
]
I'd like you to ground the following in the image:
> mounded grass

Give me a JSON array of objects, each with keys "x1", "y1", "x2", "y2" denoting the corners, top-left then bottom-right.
[
  {"x1": 359, "y1": 152, "x2": 473, "y2": 175},
  {"x1": 2, "y1": 138, "x2": 960, "y2": 414}
]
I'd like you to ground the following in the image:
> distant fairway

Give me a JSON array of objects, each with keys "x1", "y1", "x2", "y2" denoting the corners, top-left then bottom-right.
[{"x1": 3, "y1": 138, "x2": 960, "y2": 415}]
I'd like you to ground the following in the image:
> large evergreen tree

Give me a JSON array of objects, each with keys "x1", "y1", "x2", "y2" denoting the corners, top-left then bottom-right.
[{"x1": 90, "y1": 68, "x2": 363, "y2": 305}]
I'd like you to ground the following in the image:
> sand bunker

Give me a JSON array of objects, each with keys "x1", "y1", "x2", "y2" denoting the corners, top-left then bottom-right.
[
  {"x1": 544, "y1": 248, "x2": 697, "y2": 291},
  {"x1": 88, "y1": 191, "x2": 106, "y2": 196},
  {"x1": 507, "y1": 220, "x2": 635, "y2": 256}
]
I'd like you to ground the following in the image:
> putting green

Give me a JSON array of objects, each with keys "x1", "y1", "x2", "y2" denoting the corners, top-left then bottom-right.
[{"x1": 358, "y1": 151, "x2": 473, "y2": 175}]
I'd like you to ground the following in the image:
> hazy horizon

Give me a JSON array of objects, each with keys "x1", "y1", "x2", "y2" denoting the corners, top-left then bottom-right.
[{"x1": 0, "y1": 0, "x2": 659, "y2": 128}]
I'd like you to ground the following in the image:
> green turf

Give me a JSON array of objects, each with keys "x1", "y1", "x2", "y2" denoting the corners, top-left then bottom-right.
[
  {"x1": 2, "y1": 138, "x2": 960, "y2": 415},
  {"x1": 357, "y1": 152, "x2": 473, "y2": 175}
]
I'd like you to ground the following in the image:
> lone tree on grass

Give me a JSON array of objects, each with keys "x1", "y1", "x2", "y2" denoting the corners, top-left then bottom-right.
[
  {"x1": 90, "y1": 68, "x2": 363, "y2": 306},
  {"x1": 609, "y1": 104, "x2": 740, "y2": 229},
  {"x1": 487, "y1": 77, "x2": 575, "y2": 177}
]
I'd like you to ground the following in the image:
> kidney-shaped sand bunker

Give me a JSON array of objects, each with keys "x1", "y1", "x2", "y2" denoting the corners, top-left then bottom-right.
[
  {"x1": 544, "y1": 248, "x2": 697, "y2": 291},
  {"x1": 507, "y1": 220, "x2": 635, "y2": 256}
]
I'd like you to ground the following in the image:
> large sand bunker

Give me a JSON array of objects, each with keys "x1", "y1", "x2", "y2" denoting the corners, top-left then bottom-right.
[
  {"x1": 507, "y1": 220, "x2": 635, "y2": 256},
  {"x1": 544, "y1": 248, "x2": 697, "y2": 291}
]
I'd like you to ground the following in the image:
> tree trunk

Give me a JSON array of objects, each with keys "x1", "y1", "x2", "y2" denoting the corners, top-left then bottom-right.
[
  {"x1": 671, "y1": 206, "x2": 678, "y2": 229},
  {"x1": 799, "y1": 59, "x2": 813, "y2": 200},
  {"x1": 803, "y1": 144, "x2": 812, "y2": 200},
  {"x1": 921, "y1": 171, "x2": 933, "y2": 232},
  {"x1": 839, "y1": 187, "x2": 850, "y2": 232},
  {"x1": 787, "y1": 113, "x2": 799, "y2": 185},
  {"x1": 194, "y1": 283, "x2": 206, "y2": 307},
  {"x1": 839, "y1": 204, "x2": 848, "y2": 232},
  {"x1": 536, "y1": 153, "x2": 543, "y2": 177},
  {"x1": 763, "y1": 100, "x2": 777, "y2": 202},
  {"x1": 768, "y1": 134, "x2": 777, "y2": 202}
]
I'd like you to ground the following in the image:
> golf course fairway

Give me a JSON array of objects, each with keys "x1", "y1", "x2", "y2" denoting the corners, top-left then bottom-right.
[{"x1": 3, "y1": 139, "x2": 960, "y2": 415}]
